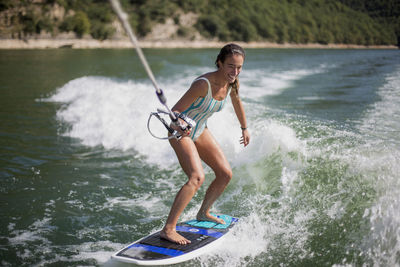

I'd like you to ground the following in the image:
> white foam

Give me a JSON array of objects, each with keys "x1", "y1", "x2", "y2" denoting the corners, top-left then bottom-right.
[
  {"x1": 69, "y1": 241, "x2": 123, "y2": 265},
  {"x1": 103, "y1": 195, "x2": 167, "y2": 217},
  {"x1": 45, "y1": 76, "x2": 277, "y2": 168},
  {"x1": 8, "y1": 217, "x2": 53, "y2": 245},
  {"x1": 193, "y1": 124, "x2": 309, "y2": 266},
  {"x1": 232, "y1": 119, "x2": 305, "y2": 167},
  {"x1": 240, "y1": 66, "x2": 326, "y2": 99},
  {"x1": 299, "y1": 66, "x2": 400, "y2": 265},
  {"x1": 7, "y1": 222, "x2": 16, "y2": 231},
  {"x1": 46, "y1": 65, "x2": 315, "y2": 170},
  {"x1": 202, "y1": 214, "x2": 271, "y2": 266},
  {"x1": 196, "y1": 193, "x2": 314, "y2": 266},
  {"x1": 48, "y1": 76, "x2": 179, "y2": 167},
  {"x1": 297, "y1": 96, "x2": 325, "y2": 101},
  {"x1": 359, "y1": 67, "x2": 400, "y2": 144},
  {"x1": 356, "y1": 67, "x2": 400, "y2": 265}
]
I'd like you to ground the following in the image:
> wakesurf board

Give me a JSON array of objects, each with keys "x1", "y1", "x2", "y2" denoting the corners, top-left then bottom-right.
[{"x1": 112, "y1": 214, "x2": 238, "y2": 265}]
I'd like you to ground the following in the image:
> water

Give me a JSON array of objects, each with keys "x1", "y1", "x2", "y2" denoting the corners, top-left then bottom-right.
[{"x1": 0, "y1": 48, "x2": 399, "y2": 266}]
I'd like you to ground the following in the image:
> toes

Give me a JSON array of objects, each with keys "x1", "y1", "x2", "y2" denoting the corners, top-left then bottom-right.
[
  {"x1": 161, "y1": 229, "x2": 191, "y2": 245},
  {"x1": 181, "y1": 238, "x2": 191, "y2": 245}
]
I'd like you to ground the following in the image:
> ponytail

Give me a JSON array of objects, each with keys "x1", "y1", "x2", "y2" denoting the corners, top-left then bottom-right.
[{"x1": 231, "y1": 78, "x2": 239, "y2": 95}]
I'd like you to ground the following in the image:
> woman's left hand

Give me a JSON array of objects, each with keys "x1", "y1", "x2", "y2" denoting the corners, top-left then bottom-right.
[{"x1": 240, "y1": 129, "x2": 250, "y2": 147}]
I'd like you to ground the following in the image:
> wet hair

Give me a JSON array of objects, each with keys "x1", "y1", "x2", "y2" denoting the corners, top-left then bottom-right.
[{"x1": 215, "y1": 43, "x2": 245, "y2": 95}]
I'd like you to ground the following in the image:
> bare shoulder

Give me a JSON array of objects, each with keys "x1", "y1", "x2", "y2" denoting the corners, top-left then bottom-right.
[{"x1": 189, "y1": 76, "x2": 209, "y2": 98}]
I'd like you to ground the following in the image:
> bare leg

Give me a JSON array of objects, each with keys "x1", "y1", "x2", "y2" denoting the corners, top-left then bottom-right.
[
  {"x1": 160, "y1": 136, "x2": 205, "y2": 245},
  {"x1": 194, "y1": 128, "x2": 232, "y2": 224}
]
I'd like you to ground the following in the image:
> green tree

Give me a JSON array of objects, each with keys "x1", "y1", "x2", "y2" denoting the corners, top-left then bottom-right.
[
  {"x1": 90, "y1": 20, "x2": 115, "y2": 40},
  {"x1": 59, "y1": 15, "x2": 75, "y2": 32},
  {"x1": 1, "y1": 0, "x2": 398, "y2": 46},
  {"x1": 227, "y1": 14, "x2": 257, "y2": 42},
  {"x1": 73, "y1": 11, "x2": 90, "y2": 38},
  {"x1": 20, "y1": 10, "x2": 38, "y2": 35},
  {"x1": 196, "y1": 14, "x2": 228, "y2": 39},
  {"x1": 60, "y1": 11, "x2": 90, "y2": 38},
  {"x1": 36, "y1": 16, "x2": 53, "y2": 34}
]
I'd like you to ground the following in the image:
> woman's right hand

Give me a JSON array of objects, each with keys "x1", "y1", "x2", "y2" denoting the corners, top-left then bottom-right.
[{"x1": 171, "y1": 119, "x2": 191, "y2": 137}]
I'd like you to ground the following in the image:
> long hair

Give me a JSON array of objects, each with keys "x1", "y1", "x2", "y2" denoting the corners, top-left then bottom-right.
[{"x1": 215, "y1": 43, "x2": 245, "y2": 95}]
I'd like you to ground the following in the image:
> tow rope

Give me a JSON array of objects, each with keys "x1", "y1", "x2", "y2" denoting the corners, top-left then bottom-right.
[{"x1": 109, "y1": 0, "x2": 195, "y2": 139}]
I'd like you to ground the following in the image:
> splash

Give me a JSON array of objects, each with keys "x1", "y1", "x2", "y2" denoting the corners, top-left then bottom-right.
[
  {"x1": 240, "y1": 66, "x2": 327, "y2": 99},
  {"x1": 47, "y1": 74, "x2": 306, "y2": 170},
  {"x1": 47, "y1": 76, "x2": 179, "y2": 167},
  {"x1": 357, "y1": 67, "x2": 400, "y2": 266}
]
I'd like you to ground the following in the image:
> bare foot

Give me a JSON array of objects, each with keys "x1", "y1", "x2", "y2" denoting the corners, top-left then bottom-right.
[
  {"x1": 160, "y1": 228, "x2": 191, "y2": 245},
  {"x1": 196, "y1": 212, "x2": 225, "y2": 224}
]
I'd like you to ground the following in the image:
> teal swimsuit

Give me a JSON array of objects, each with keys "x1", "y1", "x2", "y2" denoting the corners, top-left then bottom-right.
[{"x1": 182, "y1": 77, "x2": 231, "y2": 141}]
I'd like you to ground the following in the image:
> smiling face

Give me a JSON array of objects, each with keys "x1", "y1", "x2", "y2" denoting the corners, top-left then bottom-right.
[{"x1": 218, "y1": 54, "x2": 244, "y2": 83}]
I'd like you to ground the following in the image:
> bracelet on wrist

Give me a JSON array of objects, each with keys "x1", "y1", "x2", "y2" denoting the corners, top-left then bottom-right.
[{"x1": 241, "y1": 127, "x2": 247, "y2": 130}]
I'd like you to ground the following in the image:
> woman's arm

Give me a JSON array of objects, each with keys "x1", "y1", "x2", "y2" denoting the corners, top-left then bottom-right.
[
  {"x1": 169, "y1": 79, "x2": 207, "y2": 136},
  {"x1": 230, "y1": 85, "x2": 250, "y2": 147},
  {"x1": 172, "y1": 79, "x2": 207, "y2": 112}
]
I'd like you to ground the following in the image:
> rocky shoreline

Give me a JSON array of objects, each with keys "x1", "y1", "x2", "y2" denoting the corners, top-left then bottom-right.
[{"x1": 0, "y1": 38, "x2": 398, "y2": 49}]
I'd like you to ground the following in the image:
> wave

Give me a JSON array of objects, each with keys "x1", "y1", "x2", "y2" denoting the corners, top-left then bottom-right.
[
  {"x1": 357, "y1": 67, "x2": 400, "y2": 266},
  {"x1": 359, "y1": 66, "x2": 400, "y2": 145},
  {"x1": 46, "y1": 76, "x2": 176, "y2": 167},
  {"x1": 46, "y1": 73, "x2": 307, "y2": 170},
  {"x1": 240, "y1": 65, "x2": 327, "y2": 99}
]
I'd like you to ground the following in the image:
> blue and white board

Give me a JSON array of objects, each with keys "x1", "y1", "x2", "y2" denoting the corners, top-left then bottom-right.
[{"x1": 112, "y1": 214, "x2": 238, "y2": 265}]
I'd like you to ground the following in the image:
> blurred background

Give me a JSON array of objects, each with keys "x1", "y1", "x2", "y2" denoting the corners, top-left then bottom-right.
[{"x1": 0, "y1": 0, "x2": 399, "y2": 47}]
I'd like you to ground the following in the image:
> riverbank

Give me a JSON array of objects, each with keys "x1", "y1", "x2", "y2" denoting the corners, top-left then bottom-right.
[{"x1": 0, "y1": 38, "x2": 398, "y2": 49}]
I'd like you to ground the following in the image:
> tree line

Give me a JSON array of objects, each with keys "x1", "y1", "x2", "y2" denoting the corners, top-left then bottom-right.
[{"x1": 0, "y1": 0, "x2": 398, "y2": 46}]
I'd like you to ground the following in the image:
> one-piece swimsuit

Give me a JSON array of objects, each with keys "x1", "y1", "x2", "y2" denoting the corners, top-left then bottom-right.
[{"x1": 182, "y1": 77, "x2": 231, "y2": 141}]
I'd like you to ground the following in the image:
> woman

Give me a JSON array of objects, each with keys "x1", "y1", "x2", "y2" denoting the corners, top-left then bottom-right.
[{"x1": 160, "y1": 43, "x2": 250, "y2": 245}]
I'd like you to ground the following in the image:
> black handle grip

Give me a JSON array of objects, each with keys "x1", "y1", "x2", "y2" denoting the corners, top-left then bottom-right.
[{"x1": 156, "y1": 89, "x2": 167, "y2": 105}]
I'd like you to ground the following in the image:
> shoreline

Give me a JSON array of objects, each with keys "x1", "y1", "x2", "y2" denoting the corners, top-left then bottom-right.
[{"x1": 0, "y1": 38, "x2": 398, "y2": 50}]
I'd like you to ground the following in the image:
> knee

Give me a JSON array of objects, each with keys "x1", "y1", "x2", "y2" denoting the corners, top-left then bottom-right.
[
  {"x1": 187, "y1": 172, "x2": 205, "y2": 190},
  {"x1": 218, "y1": 167, "x2": 232, "y2": 185}
]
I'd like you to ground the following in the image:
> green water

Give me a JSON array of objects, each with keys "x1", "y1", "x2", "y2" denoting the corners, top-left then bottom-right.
[{"x1": 1, "y1": 48, "x2": 400, "y2": 266}]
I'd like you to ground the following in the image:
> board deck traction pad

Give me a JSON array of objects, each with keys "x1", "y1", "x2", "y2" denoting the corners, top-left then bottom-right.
[{"x1": 113, "y1": 214, "x2": 238, "y2": 264}]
